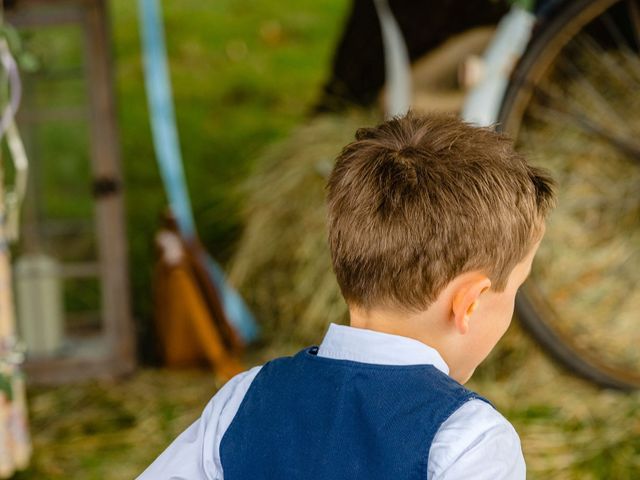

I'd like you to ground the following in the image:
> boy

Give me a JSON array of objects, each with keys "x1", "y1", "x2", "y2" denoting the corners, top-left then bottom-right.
[{"x1": 138, "y1": 112, "x2": 556, "y2": 479}]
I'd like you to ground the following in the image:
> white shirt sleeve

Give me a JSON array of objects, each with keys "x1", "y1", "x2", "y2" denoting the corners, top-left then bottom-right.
[
  {"x1": 136, "y1": 366, "x2": 262, "y2": 480},
  {"x1": 428, "y1": 399, "x2": 526, "y2": 480}
]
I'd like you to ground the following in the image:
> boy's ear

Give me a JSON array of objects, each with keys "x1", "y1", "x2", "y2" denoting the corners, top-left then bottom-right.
[{"x1": 450, "y1": 274, "x2": 491, "y2": 335}]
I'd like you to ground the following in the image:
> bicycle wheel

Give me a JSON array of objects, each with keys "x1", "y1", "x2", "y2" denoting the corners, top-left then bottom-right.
[{"x1": 498, "y1": 0, "x2": 640, "y2": 389}]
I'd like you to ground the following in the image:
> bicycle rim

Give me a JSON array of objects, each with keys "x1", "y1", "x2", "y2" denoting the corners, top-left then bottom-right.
[{"x1": 499, "y1": 0, "x2": 640, "y2": 389}]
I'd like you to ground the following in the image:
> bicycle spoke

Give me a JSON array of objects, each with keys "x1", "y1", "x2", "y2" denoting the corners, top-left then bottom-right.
[
  {"x1": 600, "y1": 10, "x2": 640, "y2": 80},
  {"x1": 628, "y1": 0, "x2": 640, "y2": 49},
  {"x1": 528, "y1": 82, "x2": 640, "y2": 161},
  {"x1": 560, "y1": 54, "x2": 631, "y2": 129},
  {"x1": 522, "y1": 27, "x2": 640, "y2": 161},
  {"x1": 572, "y1": 32, "x2": 639, "y2": 91}
]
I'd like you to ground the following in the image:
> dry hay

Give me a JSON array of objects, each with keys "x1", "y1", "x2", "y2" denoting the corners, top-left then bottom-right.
[
  {"x1": 22, "y1": 369, "x2": 223, "y2": 479},
  {"x1": 229, "y1": 111, "x2": 379, "y2": 349}
]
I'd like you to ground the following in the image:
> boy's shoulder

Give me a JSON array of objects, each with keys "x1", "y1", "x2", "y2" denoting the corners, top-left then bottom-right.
[{"x1": 429, "y1": 397, "x2": 524, "y2": 477}]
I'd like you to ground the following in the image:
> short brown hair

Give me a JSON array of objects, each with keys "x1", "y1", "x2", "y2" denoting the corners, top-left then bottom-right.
[{"x1": 326, "y1": 112, "x2": 556, "y2": 312}]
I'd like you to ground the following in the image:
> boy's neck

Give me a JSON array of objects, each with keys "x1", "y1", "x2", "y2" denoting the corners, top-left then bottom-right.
[
  {"x1": 348, "y1": 305, "x2": 448, "y2": 351},
  {"x1": 347, "y1": 303, "x2": 468, "y2": 382}
]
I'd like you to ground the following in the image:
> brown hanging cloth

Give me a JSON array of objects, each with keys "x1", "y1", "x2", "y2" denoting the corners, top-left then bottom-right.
[{"x1": 153, "y1": 213, "x2": 244, "y2": 381}]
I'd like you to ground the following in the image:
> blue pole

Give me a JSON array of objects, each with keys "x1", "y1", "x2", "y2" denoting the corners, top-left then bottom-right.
[
  {"x1": 138, "y1": 0, "x2": 259, "y2": 342},
  {"x1": 138, "y1": 0, "x2": 195, "y2": 237}
]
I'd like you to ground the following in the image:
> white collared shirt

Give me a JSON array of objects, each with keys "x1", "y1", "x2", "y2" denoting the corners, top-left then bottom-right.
[{"x1": 138, "y1": 324, "x2": 526, "y2": 479}]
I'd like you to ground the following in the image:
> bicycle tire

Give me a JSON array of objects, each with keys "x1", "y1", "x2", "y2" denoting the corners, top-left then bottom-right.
[{"x1": 498, "y1": 0, "x2": 640, "y2": 389}]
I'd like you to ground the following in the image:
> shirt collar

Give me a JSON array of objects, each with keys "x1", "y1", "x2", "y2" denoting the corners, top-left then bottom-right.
[{"x1": 317, "y1": 323, "x2": 450, "y2": 375}]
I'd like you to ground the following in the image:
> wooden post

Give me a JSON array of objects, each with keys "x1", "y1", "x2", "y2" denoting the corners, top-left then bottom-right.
[{"x1": 83, "y1": 0, "x2": 136, "y2": 377}]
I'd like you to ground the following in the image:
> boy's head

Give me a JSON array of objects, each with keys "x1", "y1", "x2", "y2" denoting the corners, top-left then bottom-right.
[{"x1": 326, "y1": 112, "x2": 556, "y2": 381}]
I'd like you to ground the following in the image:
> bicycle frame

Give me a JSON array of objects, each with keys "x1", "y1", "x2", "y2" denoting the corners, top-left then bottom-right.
[
  {"x1": 462, "y1": 0, "x2": 579, "y2": 127},
  {"x1": 462, "y1": 6, "x2": 537, "y2": 126}
]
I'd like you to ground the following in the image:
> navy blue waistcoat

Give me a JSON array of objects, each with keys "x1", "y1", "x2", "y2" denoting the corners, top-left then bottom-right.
[{"x1": 220, "y1": 347, "x2": 491, "y2": 480}]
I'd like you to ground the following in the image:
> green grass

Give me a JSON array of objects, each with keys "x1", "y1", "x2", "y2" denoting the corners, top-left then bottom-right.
[
  {"x1": 110, "y1": 0, "x2": 348, "y2": 349},
  {"x1": 14, "y1": 369, "x2": 222, "y2": 479}
]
